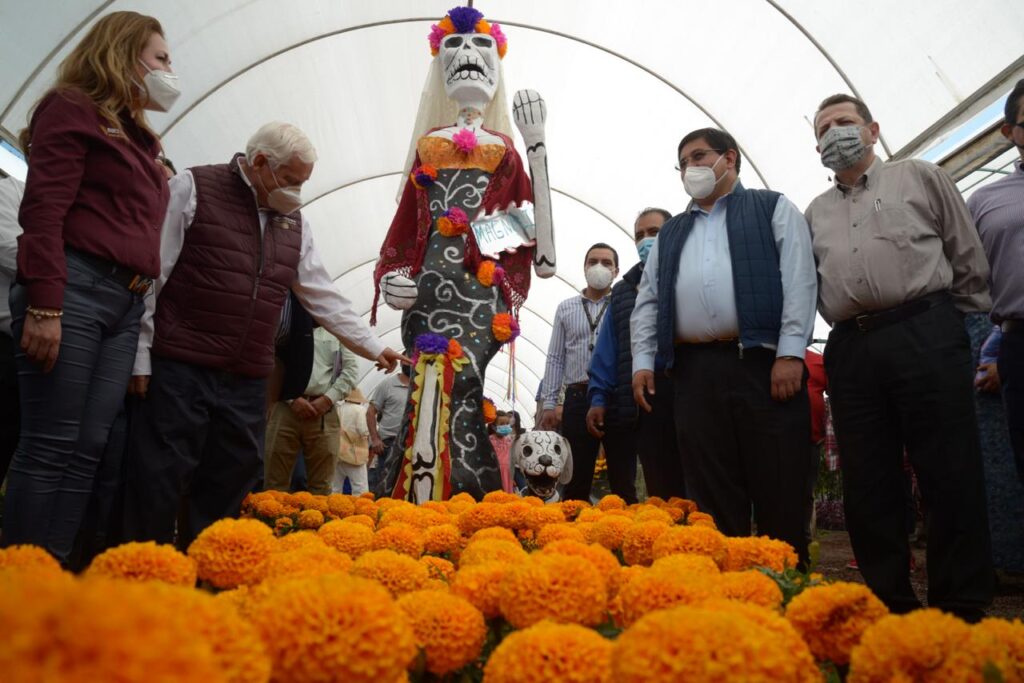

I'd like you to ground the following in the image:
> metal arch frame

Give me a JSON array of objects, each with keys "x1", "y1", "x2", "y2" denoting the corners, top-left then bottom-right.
[
  {"x1": 761, "y1": 0, "x2": 893, "y2": 158},
  {"x1": 0, "y1": 1, "x2": 117, "y2": 123}
]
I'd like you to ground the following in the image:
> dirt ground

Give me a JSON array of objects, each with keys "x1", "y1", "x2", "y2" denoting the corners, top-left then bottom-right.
[{"x1": 814, "y1": 528, "x2": 1024, "y2": 619}]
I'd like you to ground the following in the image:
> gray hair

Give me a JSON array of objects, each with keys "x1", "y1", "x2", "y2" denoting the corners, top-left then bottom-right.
[{"x1": 245, "y1": 121, "x2": 318, "y2": 168}]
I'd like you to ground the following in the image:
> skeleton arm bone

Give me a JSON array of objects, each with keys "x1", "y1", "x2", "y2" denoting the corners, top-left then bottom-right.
[{"x1": 513, "y1": 89, "x2": 555, "y2": 278}]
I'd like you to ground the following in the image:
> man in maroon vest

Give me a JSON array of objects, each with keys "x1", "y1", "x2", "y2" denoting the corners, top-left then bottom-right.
[{"x1": 123, "y1": 121, "x2": 407, "y2": 548}]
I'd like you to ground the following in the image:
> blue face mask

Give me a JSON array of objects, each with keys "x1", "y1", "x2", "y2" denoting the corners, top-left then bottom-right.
[
  {"x1": 495, "y1": 425, "x2": 513, "y2": 436},
  {"x1": 636, "y1": 237, "x2": 656, "y2": 263}
]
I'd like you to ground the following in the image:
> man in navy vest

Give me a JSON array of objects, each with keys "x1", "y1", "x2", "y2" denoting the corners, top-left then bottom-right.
[
  {"x1": 631, "y1": 128, "x2": 818, "y2": 565},
  {"x1": 123, "y1": 122, "x2": 408, "y2": 548},
  {"x1": 586, "y1": 207, "x2": 685, "y2": 499}
]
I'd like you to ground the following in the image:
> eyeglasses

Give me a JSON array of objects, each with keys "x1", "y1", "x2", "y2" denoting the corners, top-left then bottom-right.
[{"x1": 675, "y1": 148, "x2": 722, "y2": 172}]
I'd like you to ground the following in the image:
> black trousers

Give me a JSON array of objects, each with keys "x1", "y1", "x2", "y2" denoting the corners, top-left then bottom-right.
[
  {"x1": 998, "y1": 326, "x2": 1024, "y2": 485},
  {"x1": 122, "y1": 358, "x2": 266, "y2": 550},
  {"x1": 672, "y1": 344, "x2": 810, "y2": 566},
  {"x1": 826, "y1": 301, "x2": 993, "y2": 619},
  {"x1": 561, "y1": 385, "x2": 637, "y2": 503},
  {"x1": 0, "y1": 331, "x2": 18, "y2": 486},
  {"x1": 636, "y1": 372, "x2": 686, "y2": 499}
]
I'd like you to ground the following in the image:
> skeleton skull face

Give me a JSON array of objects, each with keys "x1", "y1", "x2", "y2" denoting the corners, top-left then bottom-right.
[{"x1": 441, "y1": 32, "x2": 499, "y2": 105}]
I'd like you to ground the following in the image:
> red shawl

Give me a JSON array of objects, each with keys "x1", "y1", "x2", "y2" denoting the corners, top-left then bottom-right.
[{"x1": 371, "y1": 129, "x2": 534, "y2": 325}]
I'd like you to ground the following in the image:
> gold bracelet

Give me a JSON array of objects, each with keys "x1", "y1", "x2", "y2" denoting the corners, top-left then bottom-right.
[{"x1": 26, "y1": 306, "x2": 63, "y2": 322}]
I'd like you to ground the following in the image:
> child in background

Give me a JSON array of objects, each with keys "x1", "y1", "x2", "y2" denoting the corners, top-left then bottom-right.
[{"x1": 489, "y1": 411, "x2": 516, "y2": 493}]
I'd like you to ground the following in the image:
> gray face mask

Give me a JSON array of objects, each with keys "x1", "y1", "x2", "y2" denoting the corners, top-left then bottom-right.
[{"x1": 819, "y1": 125, "x2": 868, "y2": 171}]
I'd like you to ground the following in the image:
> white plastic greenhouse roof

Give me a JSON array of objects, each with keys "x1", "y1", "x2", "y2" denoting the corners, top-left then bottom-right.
[{"x1": 2, "y1": 1, "x2": 1023, "y2": 421}]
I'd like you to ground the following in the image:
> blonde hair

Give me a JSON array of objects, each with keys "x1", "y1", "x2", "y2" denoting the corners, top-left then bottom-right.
[
  {"x1": 19, "y1": 11, "x2": 164, "y2": 152},
  {"x1": 245, "y1": 121, "x2": 318, "y2": 168}
]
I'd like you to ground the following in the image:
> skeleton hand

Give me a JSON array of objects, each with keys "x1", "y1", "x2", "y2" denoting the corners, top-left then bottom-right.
[
  {"x1": 381, "y1": 272, "x2": 418, "y2": 311},
  {"x1": 513, "y1": 90, "x2": 546, "y2": 148}
]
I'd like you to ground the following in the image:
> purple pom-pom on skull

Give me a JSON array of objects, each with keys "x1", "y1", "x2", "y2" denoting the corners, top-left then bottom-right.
[{"x1": 448, "y1": 6, "x2": 484, "y2": 34}]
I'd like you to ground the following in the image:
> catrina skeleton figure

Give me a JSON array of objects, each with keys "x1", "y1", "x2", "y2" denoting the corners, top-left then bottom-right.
[{"x1": 371, "y1": 6, "x2": 554, "y2": 501}]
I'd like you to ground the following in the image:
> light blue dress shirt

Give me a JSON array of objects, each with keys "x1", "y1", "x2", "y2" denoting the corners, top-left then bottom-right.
[{"x1": 630, "y1": 186, "x2": 817, "y2": 374}]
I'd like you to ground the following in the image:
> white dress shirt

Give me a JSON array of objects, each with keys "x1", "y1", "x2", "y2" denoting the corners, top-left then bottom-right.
[
  {"x1": 134, "y1": 162, "x2": 386, "y2": 375},
  {"x1": 0, "y1": 177, "x2": 25, "y2": 336},
  {"x1": 539, "y1": 292, "x2": 612, "y2": 410},
  {"x1": 631, "y1": 185, "x2": 817, "y2": 374}
]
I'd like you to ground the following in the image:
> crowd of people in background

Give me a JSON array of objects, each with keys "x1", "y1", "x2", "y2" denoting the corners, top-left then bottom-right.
[{"x1": 1, "y1": 9, "x2": 1023, "y2": 626}]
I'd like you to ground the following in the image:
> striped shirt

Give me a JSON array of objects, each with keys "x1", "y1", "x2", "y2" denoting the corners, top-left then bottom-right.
[
  {"x1": 540, "y1": 292, "x2": 611, "y2": 409},
  {"x1": 968, "y1": 159, "x2": 1024, "y2": 322}
]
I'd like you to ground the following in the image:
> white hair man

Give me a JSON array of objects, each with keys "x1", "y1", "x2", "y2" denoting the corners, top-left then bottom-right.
[{"x1": 123, "y1": 121, "x2": 408, "y2": 548}]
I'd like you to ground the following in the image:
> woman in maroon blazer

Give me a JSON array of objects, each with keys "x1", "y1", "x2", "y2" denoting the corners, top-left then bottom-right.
[{"x1": 4, "y1": 11, "x2": 178, "y2": 563}]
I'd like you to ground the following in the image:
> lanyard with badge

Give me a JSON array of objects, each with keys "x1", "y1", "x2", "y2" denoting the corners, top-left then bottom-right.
[{"x1": 583, "y1": 298, "x2": 609, "y2": 352}]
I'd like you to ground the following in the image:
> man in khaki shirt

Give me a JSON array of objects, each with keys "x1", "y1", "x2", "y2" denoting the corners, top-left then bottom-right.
[{"x1": 805, "y1": 94, "x2": 993, "y2": 622}]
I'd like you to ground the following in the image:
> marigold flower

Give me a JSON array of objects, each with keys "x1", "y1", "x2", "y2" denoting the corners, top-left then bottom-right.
[
  {"x1": 351, "y1": 549, "x2": 430, "y2": 596},
  {"x1": 249, "y1": 574, "x2": 415, "y2": 683},
  {"x1": 297, "y1": 508, "x2": 325, "y2": 529},
  {"x1": 652, "y1": 524, "x2": 729, "y2": 568},
  {"x1": 719, "y1": 569, "x2": 785, "y2": 610},
  {"x1": 632, "y1": 506, "x2": 673, "y2": 525},
  {"x1": 576, "y1": 507, "x2": 605, "y2": 523},
  {"x1": 499, "y1": 554, "x2": 607, "y2": 628},
  {"x1": 946, "y1": 618, "x2": 1024, "y2": 681},
  {"x1": 596, "y1": 494, "x2": 627, "y2": 511},
  {"x1": 264, "y1": 544, "x2": 353, "y2": 581},
  {"x1": 535, "y1": 523, "x2": 586, "y2": 547},
  {"x1": 253, "y1": 497, "x2": 286, "y2": 519},
  {"x1": 469, "y1": 525, "x2": 519, "y2": 544},
  {"x1": 610, "y1": 564, "x2": 647, "y2": 601},
  {"x1": 621, "y1": 520, "x2": 672, "y2": 566},
  {"x1": 539, "y1": 540, "x2": 620, "y2": 597},
  {"x1": 450, "y1": 561, "x2": 507, "y2": 619},
  {"x1": 559, "y1": 499, "x2": 591, "y2": 521},
  {"x1": 354, "y1": 497, "x2": 378, "y2": 518},
  {"x1": 274, "y1": 530, "x2": 327, "y2": 552},
  {"x1": 589, "y1": 514, "x2": 633, "y2": 551},
  {"x1": 86, "y1": 541, "x2": 197, "y2": 586},
  {"x1": 612, "y1": 604, "x2": 818, "y2": 683},
  {"x1": 499, "y1": 501, "x2": 533, "y2": 530},
  {"x1": 848, "y1": 609, "x2": 973, "y2": 683},
  {"x1": 341, "y1": 513, "x2": 377, "y2": 530},
  {"x1": 372, "y1": 522, "x2": 425, "y2": 558},
  {"x1": 460, "y1": 538, "x2": 528, "y2": 567},
  {"x1": 484, "y1": 621, "x2": 612, "y2": 683},
  {"x1": 318, "y1": 519, "x2": 375, "y2": 558},
  {"x1": 326, "y1": 493, "x2": 356, "y2": 518},
  {"x1": 667, "y1": 497, "x2": 699, "y2": 514},
  {"x1": 723, "y1": 536, "x2": 799, "y2": 572},
  {"x1": 0, "y1": 544, "x2": 63, "y2": 575},
  {"x1": 482, "y1": 490, "x2": 520, "y2": 504},
  {"x1": 274, "y1": 517, "x2": 294, "y2": 535},
  {"x1": 422, "y1": 523, "x2": 462, "y2": 556},
  {"x1": 0, "y1": 574, "x2": 223, "y2": 682},
  {"x1": 188, "y1": 518, "x2": 276, "y2": 589},
  {"x1": 145, "y1": 581, "x2": 272, "y2": 683},
  {"x1": 397, "y1": 590, "x2": 486, "y2": 675},
  {"x1": 613, "y1": 559, "x2": 722, "y2": 627},
  {"x1": 420, "y1": 555, "x2": 456, "y2": 583},
  {"x1": 457, "y1": 503, "x2": 505, "y2": 535},
  {"x1": 785, "y1": 582, "x2": 889, "y2": 664}
]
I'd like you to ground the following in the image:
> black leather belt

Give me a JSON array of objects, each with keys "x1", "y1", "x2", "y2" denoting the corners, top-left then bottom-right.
[
  {"x1": 834, "y1": 291, "x2": 950, "y2": 334},
  {"x1": 1002, "y1": 319, "x2": 1024, "y2": 334},
  {"x1": 67, "y1": 248, "x2": 152, "y2": 295},
  {"x1": 565, "y1": 382, "x2": 589, "y2": 392}
]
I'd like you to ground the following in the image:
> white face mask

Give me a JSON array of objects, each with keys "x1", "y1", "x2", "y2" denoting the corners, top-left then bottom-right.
[
  {"x1": 585, "y1": 264, "x2": 614, "y2": 290},
  {"x1": 138, "y1": 60, "x2": 180, "y2": 113},
  {"x1": 256, "y1": 163, "x2": 303, "y2": 214},
  {"x1": 683, "y1": 153, "x2": 726, "y2": 200}
]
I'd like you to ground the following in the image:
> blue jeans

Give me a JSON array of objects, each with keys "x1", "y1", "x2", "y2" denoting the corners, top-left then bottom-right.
[{"x1": 4, "y1": 251, "x2": 144, "y2": 563}]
